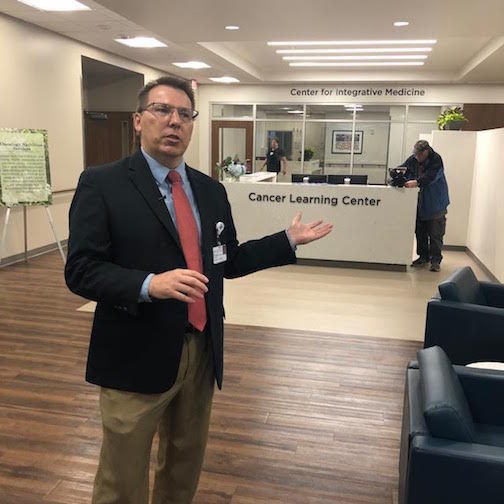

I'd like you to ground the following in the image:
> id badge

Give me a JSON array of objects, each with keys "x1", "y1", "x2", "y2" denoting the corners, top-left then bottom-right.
[{"x1": 213, "y1": 244, "x2": 227, "y2": 264}]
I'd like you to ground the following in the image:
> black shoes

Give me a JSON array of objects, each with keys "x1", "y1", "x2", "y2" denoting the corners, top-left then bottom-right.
[
  {"x1": 411, "y1": 257, "x2": 441, "y2": 271},
  {"x1": 411, "y1": 257, "x2": 429, "y2": 267}
]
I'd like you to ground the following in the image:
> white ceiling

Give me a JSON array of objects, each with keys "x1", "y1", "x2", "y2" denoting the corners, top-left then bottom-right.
[{"x1": 2, "y1": 0, "x2": 504, "y2": 84}]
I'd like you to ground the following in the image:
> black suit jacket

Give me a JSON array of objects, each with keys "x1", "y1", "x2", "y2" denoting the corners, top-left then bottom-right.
[{"x1": 65, "y1": 150, "x2": 296, "y2": 393}]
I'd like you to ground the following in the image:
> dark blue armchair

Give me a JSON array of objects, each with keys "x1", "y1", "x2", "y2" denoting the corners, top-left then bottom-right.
[
  {"x1": 399, "y1": 346, "x2": 504, "y2": 504},
  {"x1": 424, "y1": 266, "x2": 504, "y2": 364}
]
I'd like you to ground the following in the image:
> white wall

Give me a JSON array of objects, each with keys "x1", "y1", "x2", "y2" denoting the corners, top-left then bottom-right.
[
  {"x1": 430, "y1": 131, "x2": 477, "y2": 247},
  {"x1": 0, "y1": 14, "x2": 197, "y2": 262},
  {"x1": 466, "y1": 128, "x2": 504, "y2": 281}
]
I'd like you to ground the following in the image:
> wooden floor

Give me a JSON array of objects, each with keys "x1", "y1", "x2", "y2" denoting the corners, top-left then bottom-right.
[{"x1": 0, "y1": 251, "x2": 421, "y2": 503}]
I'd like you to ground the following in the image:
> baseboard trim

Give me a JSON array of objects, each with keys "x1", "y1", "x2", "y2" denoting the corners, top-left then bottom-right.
[
  {"x1": 296, "y1": 258, "x2": 406, "y2": 272},
  {"x1": 443, "y1": 245, "x2": 467, "y2": 252},
  {"x1": 465, "y1": 248, "x2": 500, "y2": 283},
  {"x1": 0, "y1": 240, "x2": 68, "y2": 268}
]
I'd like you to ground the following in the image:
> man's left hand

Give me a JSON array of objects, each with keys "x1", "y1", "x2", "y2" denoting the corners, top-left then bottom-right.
[
  {"x1": 405, "y1": 180, "x2": 418, "y2": 188},
  {"x1": 287, "y1": 212, "x2": 333, "y2": 246}
]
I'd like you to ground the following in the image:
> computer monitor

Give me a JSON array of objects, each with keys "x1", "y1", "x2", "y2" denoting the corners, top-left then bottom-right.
[
  {"x1": 327, "y1": 174, "x2": 368, "y2": 185},
  {"x1": 291, "y1": 174, "x2": 328, "y2": 183}
]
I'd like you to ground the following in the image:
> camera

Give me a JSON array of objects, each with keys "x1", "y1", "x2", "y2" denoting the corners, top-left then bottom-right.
[{"x1": 389, "y1": 167, "x2": 407, "y2": 188}]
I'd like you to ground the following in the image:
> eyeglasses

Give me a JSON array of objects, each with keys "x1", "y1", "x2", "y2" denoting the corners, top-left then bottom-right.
[{"x1": 140, "y1": 102, "x2": 199, "y2": 122}]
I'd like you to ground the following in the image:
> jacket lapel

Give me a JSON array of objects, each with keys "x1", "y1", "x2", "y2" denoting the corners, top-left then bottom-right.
[
  {"x1": 186, "y1": 166, "x2": 214, "y2": 275},
  {"x1": 128, "y1": 151, "x2": 182, "y2": 250}
]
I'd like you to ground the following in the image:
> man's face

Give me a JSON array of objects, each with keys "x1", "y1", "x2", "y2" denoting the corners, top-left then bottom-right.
[
  {"x1": 134, "y1": 85, "x2": 194, "y2": 168},
  {"x1": 415, "y1": 149, "x2": 429, "y2": 163},
  {"x1": 271, "y1": 139, "x2": 278, "y2": 150}
]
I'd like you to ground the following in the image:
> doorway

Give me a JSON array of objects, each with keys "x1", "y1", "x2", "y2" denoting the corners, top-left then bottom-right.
[
  {"x1": 211, "y1": 121, "x2": 253, "y2": 180},
  {"x1": 81, "y1": 56, "x2": 144, "y2": 167}
]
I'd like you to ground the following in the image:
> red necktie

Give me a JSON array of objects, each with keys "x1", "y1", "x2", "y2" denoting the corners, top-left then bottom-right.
[{"x1": 167, "y1": 170, "x2": 207, "y2": 331}]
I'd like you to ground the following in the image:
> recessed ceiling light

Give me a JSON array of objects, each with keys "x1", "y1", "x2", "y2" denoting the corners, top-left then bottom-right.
[
  {"x1": 268, "y1": 39, "x2": 436, "y2": 46},
  {"x1": 172, "y1": 61, "x2": 211, "y2": 69},
  {"x1": 16, "y1": 0, "x2": 90, "y2": 10},
  {"x1": 289, "y1": 61, "x2": 425, "y2": 67},
  {"x1": 283, "y1": 55, "x2": 428, "y2": 61},
  {"x1": 277, "y1": 47, "x2": 433, "y2": 54},
  {"x1": 394, "y1": 21, "x2": 410, "y2": 27},
  {"x1": 209, "y1": 76, "x2": 240, "y2": 83},
  {"x1": 225, "y1": 25, "x2": 240, "y2": 30},
  {"x1": 115, "y1": 37, "x2": 166, "y2": 48}
]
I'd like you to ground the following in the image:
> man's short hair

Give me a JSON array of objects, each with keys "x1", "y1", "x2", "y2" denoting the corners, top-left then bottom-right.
[
  {"x1": 413, "y1": 140, "x2": 430, "y2": 154},
  {"x1": 136, "y1": 76, "x2": 195, "y2": 112}
]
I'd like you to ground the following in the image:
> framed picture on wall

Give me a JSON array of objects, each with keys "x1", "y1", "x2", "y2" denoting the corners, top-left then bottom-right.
[{"x1": 331, "y1": 130, "x2": 364, "y2": 154}]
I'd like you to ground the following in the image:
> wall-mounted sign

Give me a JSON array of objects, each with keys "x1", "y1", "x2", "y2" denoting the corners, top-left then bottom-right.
[{"x1": 290, "y1": 86, "x2": 427, "y2": 99}]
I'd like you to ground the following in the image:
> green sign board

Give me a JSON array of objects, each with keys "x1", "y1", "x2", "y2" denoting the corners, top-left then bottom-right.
[{"x1": 0, "y1": 128, "x2": 52, "y2": 207}]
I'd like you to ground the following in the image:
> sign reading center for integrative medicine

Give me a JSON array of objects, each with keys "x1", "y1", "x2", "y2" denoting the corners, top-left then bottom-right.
[
  {"x1": 289, "y1": 85, "x2": 428, "y2": 99},
  {"x1": 0, "y1": 128, "x2": 52, "y2": 207}
]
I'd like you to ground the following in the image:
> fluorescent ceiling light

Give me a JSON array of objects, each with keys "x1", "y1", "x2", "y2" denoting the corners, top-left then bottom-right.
[
  {"x1": 277, "y1": 47, "x2": 432, "y2": 54},
  {"x1": 289, "y1": 61, "x2": 425, "y2": 67},
  {"x1": 225, "y1": 25, "x2": 240, "y2": 30},
  {"x1": 283, "y1": 55, "x2": 428, "y2": 61},
  {"x1": 209, "y1": 76, "x2": 240, "y2": 83},
  {"x1": 16, "y1": 0, "x2": 90, "y2": 10},
  {"x1": 268, "y1": 39, "x2": 436, "y2": 46},
  {"x1": 115, "y1": 37, "x2": 166, "y2": 48},
  {"x1": 173, "y1": 61, "x2": 211, "y2": 69},
  {"x1": 394, "y1": 21, "x2": 410, "y2": 27},
  {"x1": 287, "y1": 110, "x2": 304, "y2": 114}
]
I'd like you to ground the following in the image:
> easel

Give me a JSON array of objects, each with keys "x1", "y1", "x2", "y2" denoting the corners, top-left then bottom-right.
[
  {"x1": 0, "y1": 203, "x2": 66, "y2": 266},
  {"x1": 0, "y1": 127, "x2": 65, "y2": 267}
]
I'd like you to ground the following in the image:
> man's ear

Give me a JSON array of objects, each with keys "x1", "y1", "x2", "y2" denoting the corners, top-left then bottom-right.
[{"x1": 133, "y1": 113, "x2": 142, "y2": 135}]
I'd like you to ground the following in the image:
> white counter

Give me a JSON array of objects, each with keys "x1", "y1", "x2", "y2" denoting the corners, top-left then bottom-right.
[
  {"x1": 238, "y1": 172, "x2": 277, "y2": 183},
  {"x1": 223, "y1": 182, "x2": 418, "y2": 267}
]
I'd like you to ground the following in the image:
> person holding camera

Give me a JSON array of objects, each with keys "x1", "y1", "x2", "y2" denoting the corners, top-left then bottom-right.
[{"x1": 401, "y1": 140, "x2": 450, "y2": 272}]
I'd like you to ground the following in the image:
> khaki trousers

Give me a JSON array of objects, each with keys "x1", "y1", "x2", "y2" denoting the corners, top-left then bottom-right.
[{"x1": 92, "y1": 330, "x2": 215, "y2": 504}]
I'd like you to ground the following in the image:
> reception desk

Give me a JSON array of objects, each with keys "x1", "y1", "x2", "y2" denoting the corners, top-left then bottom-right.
[
  {"x1": 223, "y1": 182, "x2": 418, "y2": 268},
  {"x1": 239, "y1": 172, "x2": 277, "y2": 183}
]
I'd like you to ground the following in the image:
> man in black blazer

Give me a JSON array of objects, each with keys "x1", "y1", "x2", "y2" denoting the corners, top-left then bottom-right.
[{"x1": 65, "y1": 76, "x2": 332, "y2": 504}]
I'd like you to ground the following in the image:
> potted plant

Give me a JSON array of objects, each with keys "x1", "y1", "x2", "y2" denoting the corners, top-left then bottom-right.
[
  {"x1": 304, "y1": 147, "x2": 314, "y2": 161},
  {"x1": 436, "y1": 107, "x2": 468, "y2": 130},
  {"x1": 216, "y1": 155, "x2": 245, "y2": 181}
]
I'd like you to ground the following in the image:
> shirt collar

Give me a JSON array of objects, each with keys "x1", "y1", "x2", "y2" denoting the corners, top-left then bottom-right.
[{"x1": 141, "y1": 147, "x2": 187, "y2": 185}]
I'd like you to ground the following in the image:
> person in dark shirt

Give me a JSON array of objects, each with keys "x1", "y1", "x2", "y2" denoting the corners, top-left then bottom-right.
[
  {"x1": 263, "y1": 137, "x2": 287, "y2": 175},
  {"x1": 402, "y1": 140, "x2": 450, "y2": 272}
]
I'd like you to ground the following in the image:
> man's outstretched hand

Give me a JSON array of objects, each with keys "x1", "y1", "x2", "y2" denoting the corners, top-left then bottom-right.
[{"x1": 287, "y1": 212, "x2": 333, "y2": 246}]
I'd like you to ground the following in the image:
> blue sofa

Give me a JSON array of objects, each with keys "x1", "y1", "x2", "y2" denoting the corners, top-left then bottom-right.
[
  {"x1": 399, "y1": 346, "x2": 504, "y2": 504},
  {"x1": 424, "y1": 266, "x2": 504, "y2": 364}
]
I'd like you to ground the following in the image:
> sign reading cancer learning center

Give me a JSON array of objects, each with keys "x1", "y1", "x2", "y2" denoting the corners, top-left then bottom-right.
[
  {"x1": 0, "y1": 128, "x2": 52, "y2": 206},
  {"x1": 223, "y1": 183, "x2": 418, "y2": 265}
]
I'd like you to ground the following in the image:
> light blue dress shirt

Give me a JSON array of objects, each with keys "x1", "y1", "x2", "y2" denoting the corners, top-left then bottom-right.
[
  {"x1": 139, "y1": 148, "x2": 202, "y2": 302},
  {"x1": 137, "y1": 149, "x2": 296, "y2": 302}
]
